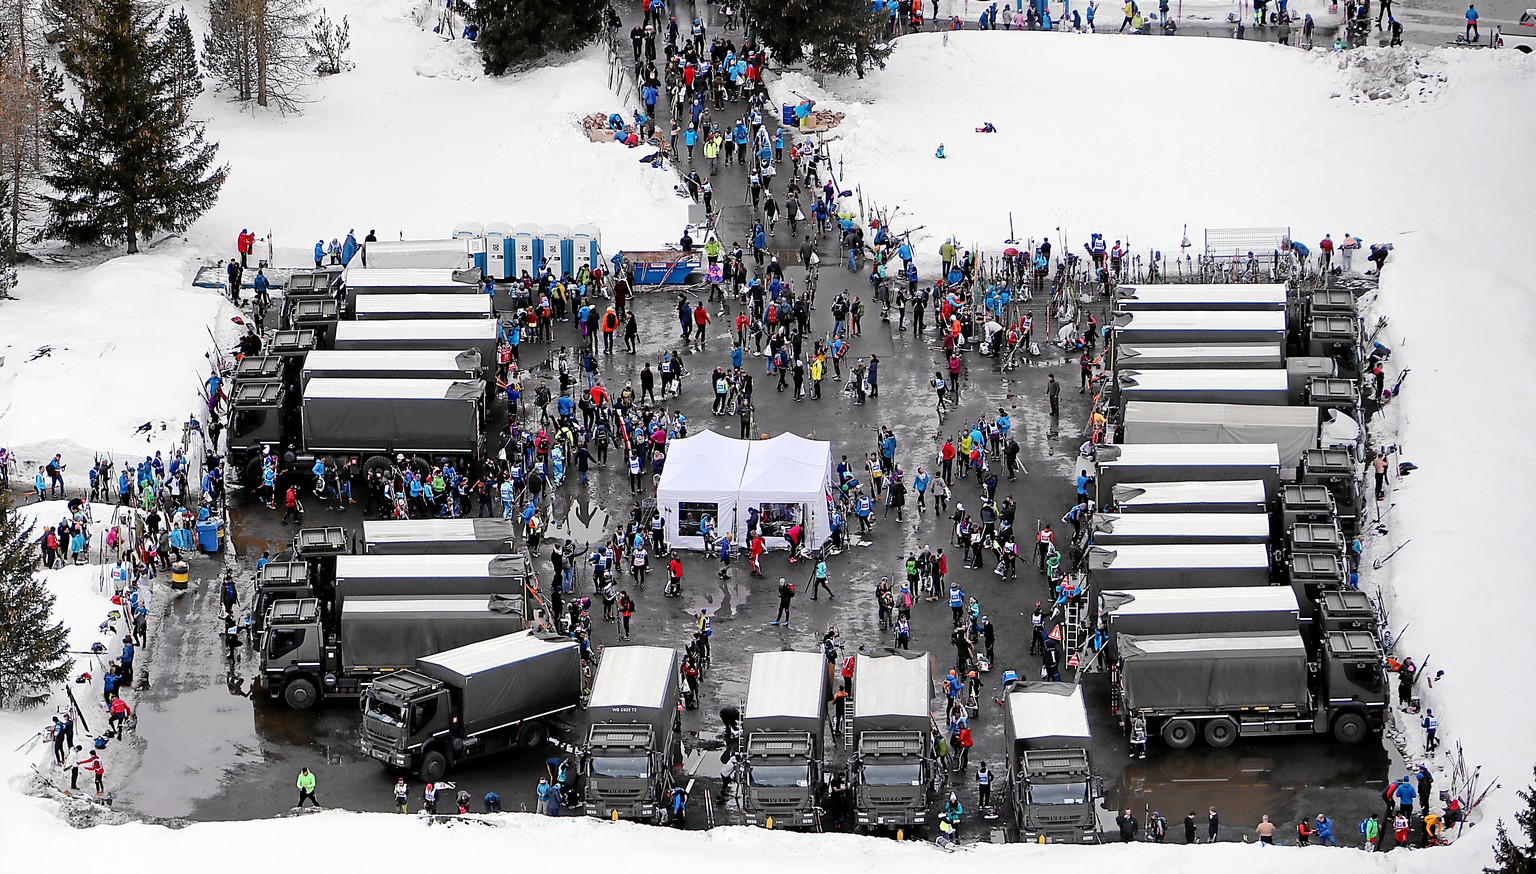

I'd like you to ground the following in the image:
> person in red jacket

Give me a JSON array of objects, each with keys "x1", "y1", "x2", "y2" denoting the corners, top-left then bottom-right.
[
  {"x1": 236, "y1": 229, "x2": 255, "y2": 268},
  {"x1": 281, "y1": 484, "x2": 303, "y2": 525},
  {"x1": 108, "y1": 696, "x2": 132, "y2": 734},
  {"x1": 75, "y1": 748, "x2": 105, "y2": 795},
  {"x1": 667, "y1": 554, "x2": 684, "y2": 596},
  {"x1": 1319, "y1": 233, "x2": 1334, "y2": 270}
]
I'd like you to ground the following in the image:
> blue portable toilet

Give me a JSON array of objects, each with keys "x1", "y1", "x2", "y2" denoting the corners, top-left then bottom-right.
[
  {"x1": 196, "y1": 519, "x2": 221, "y2": 553},
  {"x1": 454, "y1": 222, "x2": 486, "y2": 274},
  {"x1": 570, "y1": 224, "x2": 602, "y2": 273},
  {"x1": 484, "y1": 222, "x2": 513, "y2": 280},
  {"x1": 512, "y1": 223, "x2": 540, "y2": 279},
  {"x1": 542, "y1": 223, "x2": 571, "y2": 279}
]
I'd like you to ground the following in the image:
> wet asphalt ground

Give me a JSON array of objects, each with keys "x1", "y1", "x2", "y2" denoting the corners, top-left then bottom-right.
[{"x1": 109, "y1": 0, "x2": 1398, "y2": 846}]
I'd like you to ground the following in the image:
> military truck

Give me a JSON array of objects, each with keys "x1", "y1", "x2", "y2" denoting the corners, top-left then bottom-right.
[
  {"x1": 261, "y1": 594, "x2": 523, "y2": 709},
  {"x1": 741, "y1": 650, "x2": 827, "y2": 829},
  {"x1": 360, "y1": 630, "x2": 582, "y2": 780},
  {"x1": 1113, "y1": 630, "x2": 1387, "y2": 748},
  {"x1": 583, "y1": 646, "x2": 683, "y2": 822},
  {"x1": 1004, "y1": 683, "x2": 1102, "y2": 844},
  {"x1": 847, "y1": 651, "x2": 935, "y2": 832}
]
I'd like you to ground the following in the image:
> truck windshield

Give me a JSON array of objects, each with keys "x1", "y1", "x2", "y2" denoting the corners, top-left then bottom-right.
[
  {"x1": 365, "y1": 698, "x2": 406, "y2": 728},
  {"x1": 590, "y1": 755, "x2": 650, "y2": 779},
  {"x1": 1027, "y1": 780, "x2": 1089, "y2": 806},
  {"x1": 861, "y1": 762, "x2": 923, "y2": 786},
  {"x1": 749, "y1": 764, "x2": 811, "y2": 788}
]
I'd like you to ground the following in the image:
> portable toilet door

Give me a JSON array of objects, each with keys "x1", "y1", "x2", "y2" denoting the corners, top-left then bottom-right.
[
  {"x1": 542, "y1": 224, "x2": 571, "y2": 280},
  {"x1": 571, "y1": 224, "x2": 602, "y2": 273},
  {"x1": 512, "y1": 223, "x2": 540, "y2": 281},
  {"x1": 484, "y1": 222, "x2": 513, "y2": 280},
  {"x1": 454, "y1": 222, "x2": 486, "y2": 274}
]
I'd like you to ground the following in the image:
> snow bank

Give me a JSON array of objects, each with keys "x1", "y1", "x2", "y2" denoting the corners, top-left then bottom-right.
[
  {"x1": 0, "y1": 249, "x2": 238, "y2": 483},
  {"x1": 189, "y1": 0, "x2": 687, "y2": 262}
]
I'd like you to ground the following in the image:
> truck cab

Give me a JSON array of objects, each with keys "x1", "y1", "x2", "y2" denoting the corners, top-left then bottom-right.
[
  {"x1": 1317, "y1": 630, "x2": 1388, "y2": 742},
  {"x1": 360, "y1": 671, "x2": 451, "y2": 772},
  {"x1": 743, "y1": 731, "x2": 821, "y2": 826},
  {"x1": 251, "y1": 561, "x2": 312, "y2": 635},
  {"x1": 261, "y1": 598, "x2": 326, "y2": 708},
  {"x1": 227, "y1": 379, "x2": 296, "y2": 484}
]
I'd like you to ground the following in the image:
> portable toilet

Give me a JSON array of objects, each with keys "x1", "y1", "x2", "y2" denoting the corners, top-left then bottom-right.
[
  {"x1": 542, "y1": 223, "x2": 571, "y2": 279},
  {"x1": 571, "y1": 224, "x2": 602, "y2": 273},
  {"x1": 512, "y1": 223, "x2": 540, "y2": 280},
  {"x1": 484, "y1": 222, "x2": 513, "y2": 281},
  {"x1": 453, "y1": 222, "x2": 486, "y2": 274}
]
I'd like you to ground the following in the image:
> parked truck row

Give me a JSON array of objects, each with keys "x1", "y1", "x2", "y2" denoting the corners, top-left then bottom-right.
[
  {"x1": 226, "y1": 265, "x2": 500, "y2": 490},
  {"x1": 1068, "y1": 282, "x2": 1390, "y2": 753}
]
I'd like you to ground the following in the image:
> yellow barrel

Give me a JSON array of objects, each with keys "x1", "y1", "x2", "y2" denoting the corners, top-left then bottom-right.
[{"x1": 171, "y1": 560, "x2": 190, "y2": 589}]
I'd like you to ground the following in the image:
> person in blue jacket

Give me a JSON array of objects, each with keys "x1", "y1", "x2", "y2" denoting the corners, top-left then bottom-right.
[
  {"x1": 1393, "y1": 774, "x2": 1417, "y2": 814},
  {"x1": 1464, "y1": 4, "x2": 1478, "y2": 41},
  {"x1": 341, "y1": 230, "x2": 358, "y2": 265},
  {"x1": 313, "y1": 239, "x2": 325, "y2": 268},
  {"x1": 732, "y1": 121, "x2": 749, "y2": 149}
]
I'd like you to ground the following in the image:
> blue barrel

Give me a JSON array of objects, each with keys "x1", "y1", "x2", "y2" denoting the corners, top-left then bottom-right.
[
  {"x1": 781, "y1": 103, "x2": 796, "y2": 125},
  {"x1": 196, "y1": 520, "x2": 221, "y2": 553}
]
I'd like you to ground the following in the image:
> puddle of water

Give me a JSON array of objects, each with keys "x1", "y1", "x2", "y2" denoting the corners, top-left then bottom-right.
[{"x1": 122, "y1": 684, "x2": 264, "y2": 818}]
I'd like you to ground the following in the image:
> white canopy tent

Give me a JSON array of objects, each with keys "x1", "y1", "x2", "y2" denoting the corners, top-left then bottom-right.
[
  {"x1": 655, "y1": 430, "x2": 750, "y2": 550},
  {"x1": 655, "y1": 431, "x2": 835, "y2": 551},
  {"x1": 737, "y1": 432, "x2": 835, "y2": 550}
]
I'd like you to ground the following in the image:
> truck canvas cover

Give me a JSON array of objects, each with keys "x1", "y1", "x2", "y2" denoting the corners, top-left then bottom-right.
[
  {"x1": 1006, "y1": 683, "x2": 1091, "y2": 753},
  {"x1": 343, "y1": 266, "x2": 475, "y2": 293},
  {"x1": 1116, "y1": 370, "x2": 1291, "y2": 406},
  {"x1": 1114, "y1": 284, "x2": 1288, "y2": 311},
  {"x1": 744, "y1": 650, "x2": 827, "y2": 733},
  {"x1": 588, "y1": 645, "x2": 680, "y2": 713},
  {"x1": 1095, "y1": 443, "x2": 1281, "y2": 495},
  {"x1": 1110, "y1": 310, "x2": 1288, "y2": 345},
  {"x1": 301, "y1": 349, "x2": 483, "y2": 384},
  {"x1": 1085, "y1": 544, "x2": 1272, "y2": 589},
  {"x1": 1121, "y1": 402, "x2": 1320, "y2": 473},
  {"x1": 1118, "y1": 632, "x2": 1310, "y2": 710},
  {"x1": 332, "y1": 553, "x2": 528, "y2": 608},
  {"x1": 301, "y1": 378, "x2": 481, "y2": 455},
  {"x1": 331, "y1": 319, "x2": 499, "y2": 363},
  {"x1": 353, "y1": 294, "x2": 493, "y2": 320},
  {"x1": 363, "y1": 518, "x2": 518, "y2": 555},
  {"x1": 1089, "y1": 513, "x2": 1270, "y2": 546},
  {"x1": 337, "y1": 595, "x2": 523, "y2": 671},
  {"x1": 1114, "y1": 343, "x2": 1285, "y2": 371},
  {"x1": 1100, "y1": 588, "x2": 1300, "y2": 641},
  {"x1": 1111, "y1": 480, "x2": 1269, "y2": 514},
  {"x1": 852, "y1": 652, "x2": 932, "y2": 731},
  {"x1": 414, "y1": 631, "x2": 582, "y2": 735}
]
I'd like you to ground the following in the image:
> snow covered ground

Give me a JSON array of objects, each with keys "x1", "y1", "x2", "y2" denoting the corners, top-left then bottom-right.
[{"x1": 4, "y1": 14, "x2": 1535, "y2": 874}]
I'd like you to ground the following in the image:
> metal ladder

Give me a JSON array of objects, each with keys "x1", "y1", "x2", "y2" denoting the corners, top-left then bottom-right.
[
  {"x1": 1062, "y1": 595, "x2": 1087, "y2": 667},
  {"x1": 843, "y1": 695, "x2": 855, "y2": 750}
]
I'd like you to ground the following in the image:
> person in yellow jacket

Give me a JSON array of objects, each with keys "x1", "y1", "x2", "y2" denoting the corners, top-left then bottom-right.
[
  {"x1": 809, "y1": 354, "x2": 826, "y2": 400},
  {"x1": 296, "y1": 767, "x2": 320, "y2": 807},
  {"x1": 1119, "y1": 0, "x2": 1138, "y2": 31}
]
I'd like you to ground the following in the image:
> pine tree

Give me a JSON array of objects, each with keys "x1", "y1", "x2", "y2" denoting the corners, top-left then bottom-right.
[
  {"x1": 45, "y1": 0, "x2": 227, "y2": 254},
  {"x1": 746, "y1": 0, "x2": 892, "y2": 79},
  {"x1": 307, "y1": 7, "x2": 350, "y2": 76},
  {"x1": 0, "y1": 490, "x2": 72, "y2": 709},
  {"x1": 203, "y1": 0, "x2": 313, "y2": 110},
  {"x1": 467, "y1": 0, "x2": 604, "y2": 76},
  {"x1": 0, "y1": 12, "x2": 60, "y2": 256},
  {"x1": 160, "y1": 7, "x2": 203, "y2": 125},
  {"x1": 1488, "y1": 767, "x2": 1536, "y2": 874}
]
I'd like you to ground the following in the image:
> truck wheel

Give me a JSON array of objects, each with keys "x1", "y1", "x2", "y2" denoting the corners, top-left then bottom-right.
[
  {"x1": 363, "y1": 454, "x2": 395, "y2": 481},
  {"x1": 1332, "y1": 712, "x2": 1368, "y2": 744},
  {"x1": 410, "y1": 455, "x2": 433, "y2": 477},
  {"x1": 243, "y1": 454, "x2": 264, "y2": 488},
  {"x1": 1161, "y1": 719, "x2": 1196, "y2": 749},
  {"x1": 420, "y1": 749, "x2": 448, "y2": 782},
  {"x1": 1203, "y1": 717, "x2": 1238, "y2": 748},
  {"x1": 517, "y1": 721, "x2": 548, "y2": 750},
  {"x1": 283, "y1": 677, "x2": 319, "y2": 710}
]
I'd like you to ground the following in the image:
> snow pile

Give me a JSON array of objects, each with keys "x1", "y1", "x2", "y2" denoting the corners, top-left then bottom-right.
[
  {"x1": 1333, "y1": 48, "x2": 1447, "y2": 102},
  {"x1": 190, "y1": 0, "x2": 686, "y2": 262},
  {"x1": 0, "y1": 249, "x2": 238, "y2": 483}
]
